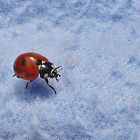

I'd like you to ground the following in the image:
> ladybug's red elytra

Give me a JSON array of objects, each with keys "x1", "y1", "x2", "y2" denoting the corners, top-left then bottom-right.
[{"x1": 13, "y1": 52, "x2": 62, "y2": 94}]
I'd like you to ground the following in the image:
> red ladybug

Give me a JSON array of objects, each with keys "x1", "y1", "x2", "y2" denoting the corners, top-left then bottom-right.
[{"x1": 13, "y1": 52, "x2": 62, "y2": 94}]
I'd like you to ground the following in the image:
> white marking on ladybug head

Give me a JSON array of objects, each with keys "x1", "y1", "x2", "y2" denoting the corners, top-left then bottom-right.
[
  {"x1": 51, "y1": 69, "x2": 54, "y2": 74},
  {"x1": 42, "y1": 64, "x2": 46, "y2": 68},
  {"x1": 51, "y1": 64, "x2": 55, "y2": 68},
  {"x1": 42, "y1": 61, "x2": 46, "y2": 64}
]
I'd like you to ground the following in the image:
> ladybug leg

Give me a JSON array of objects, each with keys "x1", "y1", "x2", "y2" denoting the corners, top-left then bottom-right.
[
  {"x1": 55, "y1": 74, "x2": 61, "y2": 82},
  {"x1": 25, "y1": 80, "x2": 33, "y2": 89},
  {"x1": 56, "y1": 78, "x2": 59, "y2": 82},
  {"x1": 55, "y1": 66, "x2": 62, "y2": 69},
  {"x1": 45, "y1": 79, "x2": 57, "y2": 94},
  {"x1": 12, "y1": 74, "x2": 16, "y2": 77},
  {"x1": 12, "y1": 74, "x2": 20, "y2": 78}
]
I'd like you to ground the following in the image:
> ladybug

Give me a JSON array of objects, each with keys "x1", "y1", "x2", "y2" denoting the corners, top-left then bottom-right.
[{"x1": 13, "y1": 52, "x2": 62, "y2": 94}]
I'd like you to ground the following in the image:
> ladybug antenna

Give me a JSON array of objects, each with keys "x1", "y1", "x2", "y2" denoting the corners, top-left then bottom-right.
[
  {"x1": 55, "y1": 66, "x2": 63, "y2": 72},
  {"x1": 55, "y1": 66, "x2": 62, "y2": 69},
  {"x1": 57, "y1": 67, "x2": 63, "y2": 73}
]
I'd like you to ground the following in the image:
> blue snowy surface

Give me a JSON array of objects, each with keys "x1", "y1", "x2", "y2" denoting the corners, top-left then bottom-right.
[{"x1": 0, "y1": 0, "x2": 140, "y2": 140}]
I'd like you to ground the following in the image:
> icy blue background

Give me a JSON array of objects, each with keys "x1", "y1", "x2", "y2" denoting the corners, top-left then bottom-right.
[{"x1": 0, "y1": 0, "x2": 140, "y2": 140}]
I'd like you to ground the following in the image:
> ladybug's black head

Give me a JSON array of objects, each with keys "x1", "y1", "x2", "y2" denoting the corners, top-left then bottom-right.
[
  {"x1": 38, "y1": 61, "x2": 62, "y2": 81},
  {"x1": 49, "y1": 66, "x2": 62, "y2": 81}
]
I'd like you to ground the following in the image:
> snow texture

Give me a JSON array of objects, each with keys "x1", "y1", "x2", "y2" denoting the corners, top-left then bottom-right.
[{"x1": 0, "y1": 0, "x2": 140, "y2": 140}]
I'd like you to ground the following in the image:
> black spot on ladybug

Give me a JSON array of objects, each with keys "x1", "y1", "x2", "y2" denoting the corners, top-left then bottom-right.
[{"x1": 22, "y1": 59, "x2": 26, "y2": 66}]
